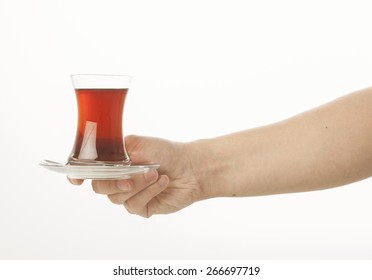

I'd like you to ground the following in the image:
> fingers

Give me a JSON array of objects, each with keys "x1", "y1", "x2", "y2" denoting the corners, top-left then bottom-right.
[
  {"x1": 91, "y1": 169, "x2": 170, "y2": 218},
  {"x1": 92, "y1": 169, "x2": 159, "y2": 195},
  {"x1": 92, "y1": 169, "x2": 159, "y2": 205},
  {"x1": 92, "y1": 179, "x2": 134, "y2": 195},
  {"x1": 124, "y1": 175, "x2": 169, "y2": 218},
  {"x1": 106, "y1": 171, "x2": 160, "y2": 205},
  {"x1": 67, "y1": 177, "x2": 84, "y2": 185}
]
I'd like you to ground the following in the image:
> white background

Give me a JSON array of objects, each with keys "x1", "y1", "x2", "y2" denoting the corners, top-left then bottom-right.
[{"x1": 1, "y1": 0, "x2": 372, "y2": 259}]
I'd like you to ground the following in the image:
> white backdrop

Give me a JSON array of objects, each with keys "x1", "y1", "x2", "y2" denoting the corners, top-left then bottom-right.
[{"x1": 1, "y1": 0, "x2": 372, "y2": 259}]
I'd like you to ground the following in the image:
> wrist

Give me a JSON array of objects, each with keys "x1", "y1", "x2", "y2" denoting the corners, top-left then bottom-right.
[{"x1": 186, "y1": 137, "x2": 232, "y2": 200}]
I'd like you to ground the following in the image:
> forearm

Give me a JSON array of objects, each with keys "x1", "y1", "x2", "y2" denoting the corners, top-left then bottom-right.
[{"x1": 191, "y1": 87, "x2": 372, "y2": 199}]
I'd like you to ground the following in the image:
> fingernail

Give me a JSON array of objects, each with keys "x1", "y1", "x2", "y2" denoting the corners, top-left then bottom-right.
[
  {"x1": 144, "y1": 169, "x2": 158, "y2": 182},
  {"x1": 117, "y1": 180, "x2": 132, "y2": 191},
  {"x1": 158, "y1": 175, "x2": 169, "y2": 187}
]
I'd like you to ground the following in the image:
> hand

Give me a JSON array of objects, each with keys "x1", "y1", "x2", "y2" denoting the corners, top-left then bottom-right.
[{"x1": 90, "y1": 135, "x2": 202, "y2": 218}]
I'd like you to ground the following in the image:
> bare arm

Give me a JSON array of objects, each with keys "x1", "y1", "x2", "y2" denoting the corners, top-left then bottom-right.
[
  {"x1": 191, "y1": 87, "x2": 372, "y2": 199},
  {"x1": 87, "y1": 87, "x2": 372, "y2": 217}
]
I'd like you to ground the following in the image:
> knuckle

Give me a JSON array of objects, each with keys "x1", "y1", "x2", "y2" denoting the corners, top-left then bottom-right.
[
  {"x1": 124, "y1": 200, "x2": 141, "y2": 215},
  {"x1": 123, "y1": 202, "x2": 134, "y2": 214},
  {"x1": 91, "y1": 181, "x2": 101, "y2": 194},
  {"x1": 140, "y1": 211, "x2": 151, "y2": 219},
  {"x1": 123, "y1": 199, "x2": 134, "y2": 210},
  {"x1": 107, "y1": 194, "x2": 124, "y2": 205},
  {"x1": 128, "y1": 179, "x2": 136, "y2": 189},
  {"x1": 114, "y1": 179, "x2": 134, "y2": 193}
]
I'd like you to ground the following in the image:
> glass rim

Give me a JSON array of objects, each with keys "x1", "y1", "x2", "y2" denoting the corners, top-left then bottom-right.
[{"x1": 71, "y1": 74, "x2": 132, "y2": 89}]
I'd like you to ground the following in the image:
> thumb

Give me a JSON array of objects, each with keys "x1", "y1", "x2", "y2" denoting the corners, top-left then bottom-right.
[{"x1": 125, "y1": 135, "x2": 152, "y2": 164}]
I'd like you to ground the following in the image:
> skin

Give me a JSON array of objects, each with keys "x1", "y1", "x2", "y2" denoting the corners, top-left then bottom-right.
[{"x1": 69, "y1": 87, "x2": 372, "y2": 218}]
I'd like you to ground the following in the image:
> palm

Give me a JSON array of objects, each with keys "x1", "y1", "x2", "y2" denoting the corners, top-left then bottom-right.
[{"x1": 126, "y1": 135, "x2": 201, "y2": 215}]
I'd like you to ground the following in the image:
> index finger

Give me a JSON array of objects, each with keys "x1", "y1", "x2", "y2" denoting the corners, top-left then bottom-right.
[
  {"x1": 92, "y1": 169, "x2": 159, "y2": 195},
  {"x1": 67, "y1": 177, "x2": 84, "y2": 185}
]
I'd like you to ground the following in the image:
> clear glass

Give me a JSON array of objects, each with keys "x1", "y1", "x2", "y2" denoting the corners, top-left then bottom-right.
[{"x1": 68, "y1": 74, "x2": 132, "y2": 166}]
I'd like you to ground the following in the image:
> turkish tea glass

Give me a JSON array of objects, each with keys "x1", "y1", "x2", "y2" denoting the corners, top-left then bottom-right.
[{"x1": 68, "y1": 74, "x2": 131, "y2": 166}]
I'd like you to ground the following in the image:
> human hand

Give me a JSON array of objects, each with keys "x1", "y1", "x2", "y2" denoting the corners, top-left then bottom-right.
[{"x1": 90, "y1": 135, "x2": 203, "y2": 218}]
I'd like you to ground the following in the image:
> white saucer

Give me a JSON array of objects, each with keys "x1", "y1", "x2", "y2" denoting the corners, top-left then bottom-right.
[{"x1": 39, "y1": 159, "x2": 160, "y2": 180}]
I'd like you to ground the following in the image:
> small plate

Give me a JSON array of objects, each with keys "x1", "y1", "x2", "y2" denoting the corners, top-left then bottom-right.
[{"x1": 39, "y1": 159, "x2": 160, "y2": 180}]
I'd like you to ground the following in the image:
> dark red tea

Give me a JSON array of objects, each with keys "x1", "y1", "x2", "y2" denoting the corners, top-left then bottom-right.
[{"x1": 68, "y1": 88, "x2": 130, "y2": 164}]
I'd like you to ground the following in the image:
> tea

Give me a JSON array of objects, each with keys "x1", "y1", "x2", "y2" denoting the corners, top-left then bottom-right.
[{"x1": 68, "y1": 88, "x2": 130, "y2": 164}]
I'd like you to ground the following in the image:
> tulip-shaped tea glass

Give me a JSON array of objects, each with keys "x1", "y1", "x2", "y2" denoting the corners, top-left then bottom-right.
[{"x1": 68, "y1": 74, "x2": 131, "y2": 166}]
